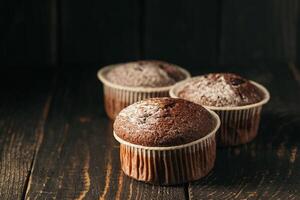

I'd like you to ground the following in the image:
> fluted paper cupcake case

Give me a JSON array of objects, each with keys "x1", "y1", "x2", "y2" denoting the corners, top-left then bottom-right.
[
  {"x1": 97, "y1": 65, "x2": 191, "y2": 120},
  {"x1": 170, "y1": 80, "x2": 270, "y2": 146},
  {"x1": 113, "y1": 109, "x2": 220, "y2": 185}
]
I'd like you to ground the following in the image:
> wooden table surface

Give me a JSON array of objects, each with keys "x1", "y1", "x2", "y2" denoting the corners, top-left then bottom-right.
[{"x1": 0, "y1": 63, "x2": 300, "y2": 200}]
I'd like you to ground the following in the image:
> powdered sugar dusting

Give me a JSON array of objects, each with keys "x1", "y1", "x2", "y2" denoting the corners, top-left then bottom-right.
[
  {"x1": 114, "y1": 98, "x2": 216, "y2": 147},
  {"x1": 106, "y1": 61, "x2": 186, "y2": 87},
  {"x1": 178, "y1": 73, "x2": 261, "y2": 107},
  {"x1": 119, "y1": 101, "x2": 161, "y2": 127}
]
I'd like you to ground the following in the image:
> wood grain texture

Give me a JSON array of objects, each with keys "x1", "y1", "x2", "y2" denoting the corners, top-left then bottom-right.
[
  {"x1": 189, "y1": 63, "x2": 300, "y2": 199},
  {"x1": 0, "y1": 0, "x2": 58, "y2": 66},
  {"x1": 143, "y1": 0, "x2": 218, "y2": 70},
  {"x1": 0, "y1": 69, "x2": 55, "y2": 199},
  {"x1": 1, "y1": 64, "x2": 300, "y2": 199},
  {"x1": 2, "y1": 0, "x2": 300, "y2": 68},
  {"x1": 219, "y1": 0, "x2": 299, "y2": 64},
  {"x1": 24, "y1": 67, "x2": 186, "y2": 199},
  {"x1": 97, "y1": 146, "x2": 186, "y2": 200},
  {"x1": 60, "y1": 0, "x2": 140, "y2": 65}
]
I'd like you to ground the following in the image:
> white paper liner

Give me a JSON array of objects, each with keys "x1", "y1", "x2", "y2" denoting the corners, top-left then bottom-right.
[
  {"x1": 113, "y1": 109, "x2": 220, "y2": 185},
  {"x1": 213, "y1": 106, "x2": 262, "y2": 145},
  {"x1": 170, "y1": 79, "x2": 270, "y2": 146},
  {"x1": 98, "y1": 65, "x2": 191, "y2": 119}
]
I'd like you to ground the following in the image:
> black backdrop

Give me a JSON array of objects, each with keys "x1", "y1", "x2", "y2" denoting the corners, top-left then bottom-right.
[
  {"x1": 1, "y1": 0, "x2": 299, "y2": 69},
  {"x1": 1, "y1": 2, "x2": 300, "y2": 199}
]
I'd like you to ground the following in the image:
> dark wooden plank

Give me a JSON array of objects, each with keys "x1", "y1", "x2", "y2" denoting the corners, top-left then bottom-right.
[
  {"x1": 96, "y1": 146, "x2": 186, "y2": 200},
  {"x1": 289, "y1": 62, "x2": 300, "y2": 85},
  {"x1": 144, "y1": 0, "x2": 218, "y2": 70},
  {"x1": 0, "y1": 68, "x2": 55, "y2": 199},
  {"x1": 189, "y1": 63, "x2": 300, "y2": 199},
  {"x1": 25, "y1": 67, "x2": 186, "y2": 199},
  {"x1": 219, "y1": 0, "x2": 299, "y2": 64},
  {"x1": 60, "y1": 0, "x2": 140, "y2": 65},
  {"x1": 0, "y1": 0, "x2": 58, "y2": 66}
]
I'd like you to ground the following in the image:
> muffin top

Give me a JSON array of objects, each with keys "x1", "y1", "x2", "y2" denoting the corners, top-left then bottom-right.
[
  {"x1": 114, "y1": 98, "x2": 216, "y2": 147},
  {"x1": 177, "y1": 73, "x2": 264, "y2": 107},
  {"x1": 105, "y1": 60, "x2": 187, "y2": 87}
]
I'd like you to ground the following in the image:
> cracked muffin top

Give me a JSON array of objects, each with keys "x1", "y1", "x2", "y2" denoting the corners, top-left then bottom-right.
[
  {"x1": 176, "y1": 73, "x2": 264, "y2": 107},
  {"x1": 105, "y1": 60, "x2": 188, "y2": 87},
  {"x1": 113, "y1": 98, "x2": 216, "y2": 147}
]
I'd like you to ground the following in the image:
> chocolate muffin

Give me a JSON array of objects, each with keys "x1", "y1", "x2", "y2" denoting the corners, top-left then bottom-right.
[
  {"x1": 113, "y1": 98, "x2": 220, "y2": 185},
  {"x1": 170, "y1": 73, "x2": 270, "y2": 146},
  {"x1": 106, "y1": 60, "x2": 187, "y2": 87},
  {"x1": 114, "y1": 98, "x2": 215, "y2": 146},
  {"x1": 98, "y1": 60, "x2": 190, "y2": 119},
  {"x1": 177, "y1": 73, "x2": 264, "y2": 107}
]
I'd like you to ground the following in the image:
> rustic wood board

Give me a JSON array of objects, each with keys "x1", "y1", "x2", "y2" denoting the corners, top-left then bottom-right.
[
  {"x1": 0, "y1": 0, "x2": 58, "y2": 66},
  {"x1": 219, "y1": 0, "x2": 299, "y2": 64},
  {"x1": 0, "y1": 69, "x2": 55, "y2": 199},
  {"x1": 24, "y1": 68, "x2": 186, "y2": 199},
  {"x1": 1, "y1": 63, "x2": 300, "y2": 200},
  {"x1": 188, "y1": 63, "x2": 300, "y2": 199},
  {"x1": 2, "y1": 0, "x2": 300, "y2": 67},
  {"x1": 144, "y1": 0, "x2": 219, "y2": 69},
  {"x1": 60, "y1": 0, "x2": 140, "y2": 64}
]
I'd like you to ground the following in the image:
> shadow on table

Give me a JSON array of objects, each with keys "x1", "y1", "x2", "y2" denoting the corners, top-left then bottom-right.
[{"x1": 190, "y1": 111, "x2": 300, "y2": 195}]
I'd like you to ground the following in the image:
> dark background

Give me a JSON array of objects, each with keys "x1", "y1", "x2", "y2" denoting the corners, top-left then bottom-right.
[
  {"x1": 1, "y1": 0, "x2": 299, "y2": 69},
  {"x1": 1, "y1": 1, "x2": 300, "y2": 199}
]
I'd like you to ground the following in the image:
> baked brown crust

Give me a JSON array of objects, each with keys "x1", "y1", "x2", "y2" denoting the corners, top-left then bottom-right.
[
  {"x1": 177, "y1": 73, "x2": 264, "y2": 107},
  {"x1": 114, "y1": 97, "x2": 215, "y2": 147},
  {"x1": 106, "y1": 60, "x2": 187, "y2": 87}
]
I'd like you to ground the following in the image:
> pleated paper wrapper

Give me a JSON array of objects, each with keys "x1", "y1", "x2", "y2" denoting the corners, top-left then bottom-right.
[
  {"x1": 114, "y1": 109, "x2": 220, "y2": 185},
  {"x1": 170, "y1": 80, "x2": 270, "y2": 146},
  {"x1": 98, "y1": 65, "x2": 191, "y2": 120}
]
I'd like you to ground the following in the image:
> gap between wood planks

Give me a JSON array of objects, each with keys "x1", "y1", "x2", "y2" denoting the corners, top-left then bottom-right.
[
  {"x1": 184, "y1": 183, "x2": 190, "y2": 200},
  {"x1": 16, "y1": 71, "x2": 189, "y2": 200},
  {"x1": 288, "y1": 62, "x2": 300, "y2": 85},
  {"x1": 21, "y1": 75, "x2": 57, "y2": 200}
]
